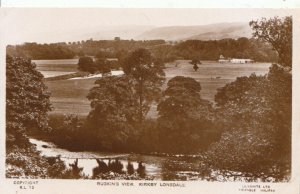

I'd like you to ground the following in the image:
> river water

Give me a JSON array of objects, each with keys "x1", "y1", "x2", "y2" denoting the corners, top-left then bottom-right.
[{"x1": 29, "y1": 138, "x2": 206, "y2": 180}]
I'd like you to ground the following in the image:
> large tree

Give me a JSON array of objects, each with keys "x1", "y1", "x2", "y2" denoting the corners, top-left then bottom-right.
[
  {"x1": 86, "y1": 76, "x2": 139, "y2": 150},
  {"x1": 122, "y1": 48, "x2": 165, "y2": 123},
  {"x1": 189, "y1": 59, "x2": 201, "y2": 72},
  {"x1": 158, "y1": 76, "x2": 203, "y2": 119},
  {"x1": 6, "y1": 56, "x2": 76, "y2": 179},
  {"x1": 6, "y1": 55, "x2": 51, "y2": 148},
  {"x1": 157, "y1": 76, "x2": 215, "y2": 153},
  {"x1": 250, "y1": 16, "x2": 292, "y2": 68}
]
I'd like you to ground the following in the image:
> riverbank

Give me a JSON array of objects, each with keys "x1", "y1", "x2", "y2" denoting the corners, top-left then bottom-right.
[{"x1": 29, "y1": 138, "x2": 209, "y2": 180}]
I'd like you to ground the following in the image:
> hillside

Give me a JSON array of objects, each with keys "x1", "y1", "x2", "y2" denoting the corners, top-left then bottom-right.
[{"x1": 136, "y1": 22, "x2": 252, "y2": 41}]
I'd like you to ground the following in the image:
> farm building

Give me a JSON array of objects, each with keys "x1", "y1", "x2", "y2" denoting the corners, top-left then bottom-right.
[
  {"x1": 230, "y1": 58, "x2": 254, "y2": 64},
  {"x1": 106, "y1": 58, "x2": 118, "y2": 61},
  {"x1": 218, "y1": 55, "x2": 254, "y2": 64},
  {"x1": 218, "y1": 55, "x2": 230, "y2": 63}
]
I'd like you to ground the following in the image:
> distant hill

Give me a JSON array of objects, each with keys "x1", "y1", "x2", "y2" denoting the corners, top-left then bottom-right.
[
  {"x1": 135, "y1": 22, "x2": 252, "y2": 41},
  {"x1": 79, "y1": 25, "x2": 155, "y2": 41}
]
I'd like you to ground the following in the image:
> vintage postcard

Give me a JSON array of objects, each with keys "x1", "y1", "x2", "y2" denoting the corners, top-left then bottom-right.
[{"x1": 0, "y1": 7, "x2": 299, "y2": 194}]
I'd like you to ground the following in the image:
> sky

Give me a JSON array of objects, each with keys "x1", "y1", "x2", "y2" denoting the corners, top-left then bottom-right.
[
  {"x1": 2, "y1": 0, "x2": 300, "y2": 8},
  {"x1": 0, "y1": 8, "x2": 293, "y2": 44}
]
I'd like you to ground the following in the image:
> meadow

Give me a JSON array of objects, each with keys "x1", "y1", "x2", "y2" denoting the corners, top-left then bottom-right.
[
  {"x1": 36, "y1": 59, "x2": 271, "y2": 117},
  {"x1": 33, "y1": 59, "x2": 78, "y2": 78}
]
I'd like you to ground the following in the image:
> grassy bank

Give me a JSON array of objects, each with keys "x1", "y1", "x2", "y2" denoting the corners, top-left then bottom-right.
[{"x1": 44, "y1": 60, "x2": 271, "y2": 116}]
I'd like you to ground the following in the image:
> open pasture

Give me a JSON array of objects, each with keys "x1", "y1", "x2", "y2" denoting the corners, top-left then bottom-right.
[
  {"x1": 46, "y1": 77, "x2": 97, "y2": 116},
  {"x1": 164, "y1": 60, "x2": 271, "y2": 101},
  {"x1": 44, "y1": 60, "x2": 271, "y2": 117},
  {"x1": 33, "y1": 59, "x2": 79, "y2": 78}
]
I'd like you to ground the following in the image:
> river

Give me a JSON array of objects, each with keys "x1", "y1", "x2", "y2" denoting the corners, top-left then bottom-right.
[{"x1": 29, "y1": 138, "x2": 207, "y2": 180}]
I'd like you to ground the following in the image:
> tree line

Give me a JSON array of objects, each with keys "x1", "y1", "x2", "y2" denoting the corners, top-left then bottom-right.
[
  {"x1": 6, "y1": 43, "x2": 75, "y2": 59},
  {"x1": 7, "y1": 37, "x2": 278, "y2": 63}
]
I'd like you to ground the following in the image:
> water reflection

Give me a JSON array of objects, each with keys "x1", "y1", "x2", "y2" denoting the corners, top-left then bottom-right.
[
  {"x1": 127, "y1": 162, "x2": 134, "y2": 175},
  {"x1": 88, "y1": 159, "x2": 147, "y2": 179},
  {"x1": 137, "y1": 162, "x2": 146, "y2": 178},
  {"x1": 69, "y1": 159, "x2": 84, "y2": 179},
  {"x1": 31, "y1": 138, "x2": 208, "y2": 180},
  {"x1": 92, "y1": 159, "x2": 108, "y2": 178},
  {"x1": 65, "y1": 156, "x2": 204, "y2": 180}
]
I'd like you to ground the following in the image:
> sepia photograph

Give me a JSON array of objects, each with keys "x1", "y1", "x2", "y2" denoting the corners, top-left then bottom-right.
[{"x1": 2, "y1": 8, "x2": 295, "y2": 186}]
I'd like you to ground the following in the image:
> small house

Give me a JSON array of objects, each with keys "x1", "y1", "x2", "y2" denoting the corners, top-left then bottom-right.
[
  {"x1": 218, "y1": 55, "x2": 230, "y2": 63},
  {"x1": 230, "y1": 58, "x2": 254, "y2": 64}
]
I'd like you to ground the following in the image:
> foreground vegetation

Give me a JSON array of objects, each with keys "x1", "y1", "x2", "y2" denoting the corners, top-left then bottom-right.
[{"x1": 6, "y1": 16, "x2": 291, "y2": 181}]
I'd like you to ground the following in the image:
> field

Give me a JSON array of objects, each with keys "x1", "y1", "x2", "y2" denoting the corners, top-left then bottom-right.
[
  {"x1": 33, "y1": 59, "x2": 78, "y2": 78},
  {"x1": 36, "y1": 59, "x2": 271, "y2": 117}
]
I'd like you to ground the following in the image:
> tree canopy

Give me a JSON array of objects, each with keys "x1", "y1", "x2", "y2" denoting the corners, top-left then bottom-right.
[
  {"x1": 6, "y1": 55, "x2": 51, "y2": 148},
  {"x1": 94, "y1": 58, "x2": 112, "y2": 76},
  {"x1": 122, "y1": 48, "x2": 165, "y2": 122},
  {"x1": 204, "y1": 16, "x2": 292, "y2": 181},
  {"x1": 189, "y1": 59, "x2": 201, "y2": 71},
  {"x1": 158, "y1": 76, "x2": 203, "y2": 118},
  {"x1": 6, "y1": 43, "x2": 75, "y2": 59},
  {"x1": 207, "y1": 64, "x2": 291, "y2": 181},
  {"x1": 250, "y1": 16, "x2": 292, "y2": 68},
  {"x1": 157, "y1": 76, "x2": 215, "y2": 153},
  {"x1": 78, "y1": 56, "x2": 97, "y2": 73},
  {"x1": 5, "y1": 56, "x2": 74, "y2": 179},
  {"x1": 86, "y1": 76, "x2": 139, "y2": 150}
]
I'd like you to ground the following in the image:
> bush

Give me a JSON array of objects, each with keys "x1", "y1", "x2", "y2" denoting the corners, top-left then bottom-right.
[
  {"x1": 6, "y1": 140, "x2": 81, "y2": 179},
  {"x1": 78, "y1": 57, "x2": 97, "y2": 73}
]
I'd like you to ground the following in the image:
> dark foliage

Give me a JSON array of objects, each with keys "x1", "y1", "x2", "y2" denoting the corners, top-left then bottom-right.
[
  {"x1": 94, "y1": 58, "x2": 112, "y2": 76},
  {"x1": 157, "y1": 76, "x2": 220, "y2": 153},
  {"x1": 7, "y1": 43, "x2": 75, "y2": 59},
  {"x1": 50, "y1": 114, "x2": 84, "y2": 150},
  {"x1": 6, "y1": 56, "x2": 80, "y2": 179},
  {"x1": 175, "y1": 38, "x2": 278, "y2": 62},
  {"x1": 205, "y1": 17, "x2": 292, "y2": 181},
  {"x1": 250, "y1": 16, "x2": 292, "y2": 68},
  {"x1": 68, "y1": 159, "x2": 84, "y2": 179},
  {"x1": 7, "y1": 38, "x2": 277, "y2": 63},
  {"x1": 189, "y1": 59, "x2": 201, "y2": 71},
  {"x1": 78, "y1": 56, "x2": 97, "y2": 73},
  {"x1": 207, "y1": 64, "x2": 291, "y2": 181},
  {"x1": 6, "y1": 144, "x2": 76, "y2": 179},
  {"x1": 122, "y1": 48, "x2": 165, "y2": 123},
  {"x1": 85, "y1": 76, "x2": 139, "y2": 151},
  {"x1": 108, "y1": 159, "x2": 124, "y2": 174},
  {"x1": 6, "y1": 55, "x2": 51, "y2": 148},
  {"x1": 78, "y1": 57, "x2": 119, "y2": 75},
  {"x1": 137, "y1": 162, "x2": 146, "y2": 178},
  {"x1": 127, "y1": 162, "x2": 135, "y2": 175}
]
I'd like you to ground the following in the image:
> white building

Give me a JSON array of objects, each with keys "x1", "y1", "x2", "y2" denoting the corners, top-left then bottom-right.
[
  {"x1": 218, "y1": 55, "x2": 254, "y2": 64},
  {"x1": 230, "y1": 58, "x2": 254, "y2": 64}
]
